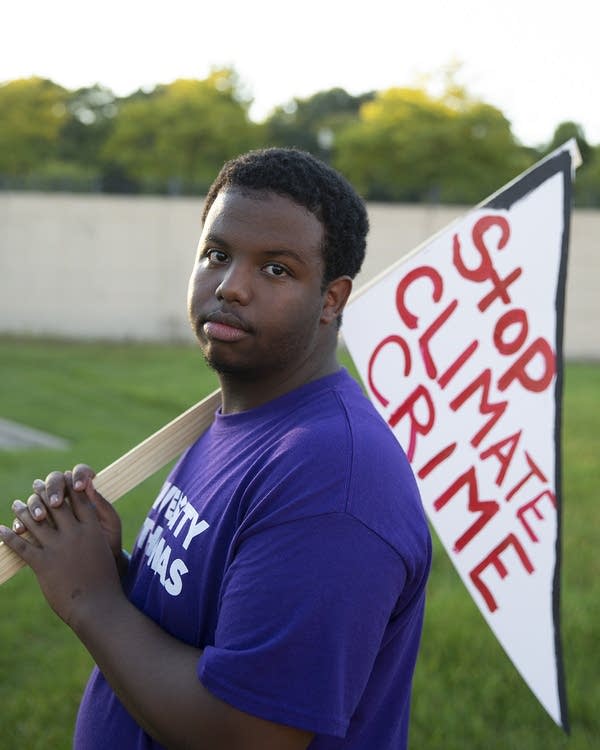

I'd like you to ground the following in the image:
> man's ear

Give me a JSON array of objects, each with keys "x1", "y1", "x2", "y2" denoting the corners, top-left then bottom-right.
[{"x1": 320, "y1": 276, "x2": 353, "y2": 324}]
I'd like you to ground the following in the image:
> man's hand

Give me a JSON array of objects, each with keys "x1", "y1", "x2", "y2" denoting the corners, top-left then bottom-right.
[
  {"x1": 12, "y1": 464, "x2": 125, "y2": 572},
  {"x1": 1, "y1": 477, "x2": 122, "y2": 629}
]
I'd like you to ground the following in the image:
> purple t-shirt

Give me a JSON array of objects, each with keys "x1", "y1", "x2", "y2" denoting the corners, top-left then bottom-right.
[{"x1": 74, "y1": 369, "x2": 431, "y2": 749}]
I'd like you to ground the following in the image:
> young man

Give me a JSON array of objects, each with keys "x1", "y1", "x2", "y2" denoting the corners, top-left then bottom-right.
[{"x1": 3, "y1": 148, "x2": 431, "y2": 749}]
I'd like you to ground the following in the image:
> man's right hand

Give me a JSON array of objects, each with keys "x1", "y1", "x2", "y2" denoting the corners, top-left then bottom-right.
[{"x1": 13, "y1": 464, "x2": 124, "y2": 571}]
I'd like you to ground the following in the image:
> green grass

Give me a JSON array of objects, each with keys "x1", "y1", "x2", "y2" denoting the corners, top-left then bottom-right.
[{"x1": 0, "y1": 338, "x2": 598, "y2": 749}]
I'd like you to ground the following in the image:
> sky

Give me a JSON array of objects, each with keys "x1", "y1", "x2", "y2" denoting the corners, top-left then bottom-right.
[{"x1": 4, "y1": 0, "x2": 598, "y2": 148}]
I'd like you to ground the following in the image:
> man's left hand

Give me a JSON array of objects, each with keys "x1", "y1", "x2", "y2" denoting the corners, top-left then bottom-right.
[{"x1": 1, "y1": 480, "x2": 122, "y2": 629}]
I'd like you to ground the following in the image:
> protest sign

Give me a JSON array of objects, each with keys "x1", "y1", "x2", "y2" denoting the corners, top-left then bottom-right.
[{"x1": 342, "y1": 141, "x2": 580, "y2": 728}]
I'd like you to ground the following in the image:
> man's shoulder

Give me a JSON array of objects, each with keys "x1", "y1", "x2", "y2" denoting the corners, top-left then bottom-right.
[
  {"x1": 266, "y1": 372, "x2": 430, "y2": 551},
  {"x1": 262, "y1": 369, "x2": 416, "y2": 490},
  {"x1": 280, "y1": 368, "x2": 394, "y2": 438},
  {"x1": 265, "y1": 371, "x2": 398, "y2": 471}
]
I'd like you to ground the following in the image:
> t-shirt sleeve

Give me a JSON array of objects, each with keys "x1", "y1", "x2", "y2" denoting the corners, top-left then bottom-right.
[{"x1": 197, "y1": 512, "x2": 406, "y2": 737}]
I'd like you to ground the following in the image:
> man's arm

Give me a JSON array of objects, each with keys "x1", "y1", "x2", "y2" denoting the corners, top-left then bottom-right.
[
  {"x1": 66, "y1": 583, "x2": 313, "y2": 750},
  {"x1": 2, "y1": 479, "x2": 313, "y2": 750}
]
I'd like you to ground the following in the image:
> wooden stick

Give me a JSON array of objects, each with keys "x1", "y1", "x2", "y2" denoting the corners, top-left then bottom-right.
[{"x1": 0, "y1": 389, "x2": 221, "y2": 585}]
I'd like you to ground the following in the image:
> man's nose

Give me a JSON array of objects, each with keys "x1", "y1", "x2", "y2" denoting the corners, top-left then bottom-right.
[{"x1": 215, "y1": 261, "x2": 252, "y2": 305}]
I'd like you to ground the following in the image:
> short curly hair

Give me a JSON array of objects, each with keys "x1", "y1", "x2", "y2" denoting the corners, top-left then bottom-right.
[{"x1": 202, "y1": 148, "x2": 369, "y2": 285}]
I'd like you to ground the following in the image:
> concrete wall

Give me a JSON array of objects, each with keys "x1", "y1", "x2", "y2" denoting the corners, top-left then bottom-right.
[{"x1": 1, "y1": 192, "x2": 598, "y2": 358}]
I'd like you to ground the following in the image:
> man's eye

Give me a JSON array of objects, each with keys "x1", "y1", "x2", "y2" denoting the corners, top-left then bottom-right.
[
  {"x1": 264, "y1": 263, "x2": 288, "y2": 277},
  {"x1": 205, "y1": 249, "x2": 228, "y2": 264}
]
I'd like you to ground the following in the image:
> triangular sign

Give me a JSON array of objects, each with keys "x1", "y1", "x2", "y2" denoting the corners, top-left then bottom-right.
[{"x1": 343, "y1": 141, "x2": 579, "y2": 729}]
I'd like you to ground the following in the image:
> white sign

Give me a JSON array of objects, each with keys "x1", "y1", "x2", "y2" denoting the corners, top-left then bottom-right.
[{"x1": 343, "y1": 144, "x2": 578, "y2": 728}]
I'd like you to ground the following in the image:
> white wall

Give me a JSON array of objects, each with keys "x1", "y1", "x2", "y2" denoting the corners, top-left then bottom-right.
[{"x1": 1, "y1": 192, "x2": 598, "y2": 358}]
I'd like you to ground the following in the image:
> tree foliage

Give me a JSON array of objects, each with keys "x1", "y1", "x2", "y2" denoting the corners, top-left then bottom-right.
[
  {"x1": 264, "y1": 87, "x2": 374, "y2": 162},
  {"x1": 544, "y1": 120, "x2": 592, "y2": 165},
  {"x1": 543, "y1": 121, "x2": 599, "y2": 206},
  {"x1": 101, "y1": 69, "x2": 263, "y2": 193},
  {"x1": 333, "y1": 85, "x2": 532, "y2": 203},
  {"x1": 574, "y1": 144, "x2": 600, "y2": 206},
  {"x1": 0, "y1": 77, "x2": 69, "y2": 180},
  {"x1": 59, "y1": 85, "x2": 118, "y2": 166},
  {"x1": 0, "y1": 70, "x2": 599, "y2": 205}
]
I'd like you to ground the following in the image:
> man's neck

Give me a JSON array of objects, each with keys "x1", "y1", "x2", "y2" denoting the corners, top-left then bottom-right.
[{"x1": 218, "y1": 353, "x2": 341, "y2": 415}]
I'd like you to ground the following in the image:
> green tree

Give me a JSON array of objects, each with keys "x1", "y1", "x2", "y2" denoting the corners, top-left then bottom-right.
[
  {"x1": 58, "y1": 85, "x2": 118, "y2": 166},
  {"x1": 101, "y1": 69, "x2": 263, "y2": 193},
  {"x1": 544, "y1": 120, "x2": 592, "y2": 165},
  {"x1": 574, "y1": 144, "x2": 600, "y2": 207},
  {"x1": 264, "y1": 87, "x2": 374, "y2": 162},
  {"x1": 0, "y1": 77, "x2": 69, "y2": 182},
  {"x1": 542, "y1": 122, "x2": 600, "y2": 207},
  {"x1": 334, "y1": 84, "x2": 532, "y2": 204}
]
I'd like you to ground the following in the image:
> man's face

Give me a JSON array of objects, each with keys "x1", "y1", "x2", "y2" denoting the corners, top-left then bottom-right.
[{"x1": 187, "y1": 188, "x2": 332, "y2": 383}]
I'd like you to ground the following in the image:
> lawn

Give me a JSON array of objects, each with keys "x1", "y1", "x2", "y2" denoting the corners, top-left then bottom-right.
[{"x1": 0, "y1": 338, "x2": 598, "y2": 748}]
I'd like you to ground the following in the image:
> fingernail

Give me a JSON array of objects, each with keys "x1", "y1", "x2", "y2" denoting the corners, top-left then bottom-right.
[
  {"x1": 33, "y1": 507, "x2": 44, "y2": 519},
  {"x1": 11, "y1": 499, "x2": 25, "y2": 512},
  {"x1": 13, "y1": 519, "x2": 23, "y2": 531},
  {"x1": 74, "y1": 481, "x2": 84, "y2": 491},
  {"x1": 50, "y1": 494, "x2": 60, "y2": 506},
  {"x1": 0, "y1": 525, "x2": 9, "y2": 538}
]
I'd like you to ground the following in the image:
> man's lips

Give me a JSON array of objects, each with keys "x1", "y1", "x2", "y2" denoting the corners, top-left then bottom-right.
[{"x1": 202, "y1": 311, "x2": 252, "y2": 343}]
